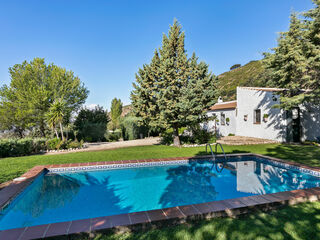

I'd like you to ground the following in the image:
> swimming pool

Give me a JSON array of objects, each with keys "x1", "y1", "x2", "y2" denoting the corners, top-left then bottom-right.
[{"x1": 0, "y1": 154, "x2": 319, "y2": 234}]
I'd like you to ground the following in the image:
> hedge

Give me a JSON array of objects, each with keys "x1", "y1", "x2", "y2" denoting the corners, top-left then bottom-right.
[{"x1": 0, "y1": 138, "x2": 83, "y2": 158}]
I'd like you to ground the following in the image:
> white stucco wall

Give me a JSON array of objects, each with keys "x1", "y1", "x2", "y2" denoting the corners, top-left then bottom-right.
[
  {"x1": 235, "y1": 87, "x2": 287, "y2": 142},
  {"x1": 205, "y1": 108, "x2": 237, "y2": 137},
  {"x1": 300, "y1": 104, "x2": 320, "y2": 141}
]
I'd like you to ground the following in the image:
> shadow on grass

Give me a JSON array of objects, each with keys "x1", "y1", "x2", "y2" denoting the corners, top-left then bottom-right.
[
  {"x1": 264, "y1": 144, "x2": 320, "y2": 167},
  {"x1": 84, "y1": 202, "x2": 320, "y2": 240},
  {"x1": 194, "y1": 149, "x2": 250, "y2": 156}
]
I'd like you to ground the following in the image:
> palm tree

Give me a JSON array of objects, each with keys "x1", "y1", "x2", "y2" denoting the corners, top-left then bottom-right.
[{"x1": 46, "y1": 99, "x2": 66, "y2": 140}]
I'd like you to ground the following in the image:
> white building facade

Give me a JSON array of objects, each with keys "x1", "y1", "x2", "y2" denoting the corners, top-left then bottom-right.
[{"x1": 206, "y1": 87, "x2": 320, "y2": 142}]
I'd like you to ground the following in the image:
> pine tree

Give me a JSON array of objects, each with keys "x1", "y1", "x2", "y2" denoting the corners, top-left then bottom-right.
[
  {"x1": 131, "y1": 20, "x2": 216, "y2": 146},
  {"x1": 303, "y1": 0, "x2": 320, "y2": 104},
  {"x1": 263, "y1": 1, "x2": 320, "y2": 107}
]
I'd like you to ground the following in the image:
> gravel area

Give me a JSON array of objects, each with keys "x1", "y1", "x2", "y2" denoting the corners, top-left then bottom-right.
[{"x1": 45, "y1": 137, "x2": 161, "y2": 155}]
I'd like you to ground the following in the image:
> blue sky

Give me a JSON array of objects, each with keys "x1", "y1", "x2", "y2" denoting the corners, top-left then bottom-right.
[{"x1": 0, "y1": 0, "x2": 314, "y2": 110}]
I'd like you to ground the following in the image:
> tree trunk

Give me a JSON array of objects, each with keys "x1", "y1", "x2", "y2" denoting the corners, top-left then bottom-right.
[
  {"x1": 54, "y1": 128, "x2": 59, "y2": 139},
  {"x1": 59, "y1": 122, "x2": 64, "y2": 141},
  {"x1": 173, "y1": 126, "x2": 181, "y2": 147}
]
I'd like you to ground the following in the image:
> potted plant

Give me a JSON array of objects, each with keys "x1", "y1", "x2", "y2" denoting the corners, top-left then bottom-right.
[
  {"x1": 226, "y1": 117, "x2": 230, "y2": 125},
  {"x1": 263, "y1": 114, "x2": 269, "y2": 122}
]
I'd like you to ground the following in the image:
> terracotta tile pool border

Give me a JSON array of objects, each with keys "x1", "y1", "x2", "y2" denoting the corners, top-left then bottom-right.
[{"x1": 0, "y1": 153, "x2": 320, "y2": 240}]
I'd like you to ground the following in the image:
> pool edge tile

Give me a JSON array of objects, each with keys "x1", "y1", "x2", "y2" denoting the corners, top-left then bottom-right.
[
  {"x1": 44, "y1": 221, "x2": 72, "y2": 238},
  {"x1": 91, "y1": 216, "x2": 113, "y2": 231},
  {"x1": 68, "y1": 218, "x2": 91, "y2": 235},
  {"x1": 0, "y1": 227, "x2": 26, "y2": 240}
]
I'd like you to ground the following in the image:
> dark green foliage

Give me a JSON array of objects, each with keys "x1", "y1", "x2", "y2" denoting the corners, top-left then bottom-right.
[
  {"x1": 46, "y1": 138, "x2": 61, "y2": 150},
  {"x1": 0, "y1": 58, "x2": 89, "y2": 137},
  {"x1": 106, "y1": 130, "x2": 122, "y2": 142},
  {"x1": 110, "y1": 98, "x2": 123, "y2": 130},
  {"x1": 263, "y1": 1, "x2": 320, "y2": 107},
  {"x1": 120, "y1": 116, "x2": 147, "y2": 140},
  {"x1": 230, "y1": 64, "x2": 241, "y2": 70},
  {"x1": 46, "y1": 138, "x2": 83, "y2": 150},
  {"x1": 0, "y1": 138, "x2": 47, "y2": 157},
  {"x1": 161, "y1": 126, "x2": 215, "y2": 145},
  {"x1": 131, "y1": 20, "x2": 216, "y2": 146},
  {"x1": 216, "y1": 60, "x2": 265, "y2": 101},
  {"x1": 67, "y1": 139, "x2": 83, "y2": 149},
  {"x1": 74, "y1": 106, "x2": 108, "y2": 142}
]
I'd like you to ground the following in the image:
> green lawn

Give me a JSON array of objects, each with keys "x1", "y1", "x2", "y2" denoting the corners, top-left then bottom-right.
[
  {"x1": 1, "y1": 143, "x2": 320, "y2": 184},
  {"x1": 1, "y1": 143, "x2": 320, "y2": 240},
  {"x1": 79, "y1": 201, "x2": 319, "y2": 240}
]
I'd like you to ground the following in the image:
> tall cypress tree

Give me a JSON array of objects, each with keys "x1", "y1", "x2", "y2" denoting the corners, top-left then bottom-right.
[
  {"x1": 263, "y1": 1, "x2": 320, "y2": 107},
  {"x1": 131, "y1": 20, "x2": 216, "y2": 146},
  {"x1": 303, "y1": 0, "x2": 320, "y2": 104},
  {"x1": 263, "y1": 14, "x2": 308, "y2": 108}
]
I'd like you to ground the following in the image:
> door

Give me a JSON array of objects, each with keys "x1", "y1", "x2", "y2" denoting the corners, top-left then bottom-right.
[{"x1": 292, "y1": 107, "x2": 301, "y2": 142}]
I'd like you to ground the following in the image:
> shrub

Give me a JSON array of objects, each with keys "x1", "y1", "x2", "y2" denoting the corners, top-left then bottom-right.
[
  {"x1": 67, "y1": 139, "x2": 83, "y2": 149},
  {"x1": 160, "y1": 129, "x2": 174, "y2": 145},
  {"x1": 77, "y1": 122, "x2": 107, "y2": 142},
  {"x1": 0, "y1": 138, "x2": 47, "y2": 158},
  {"x1": 106, "y1": 130, "x2": 122, "y2": 142},
  {"x1": 32, "y1": 138, "x2": 47, "y2": 152},
  {"x1": 46, "y1": 138, "x2": 60, "y2": 150},
  {"x1": 120, "y1": 116, "x2": 148, "y2": 141},
  {"x1": 74, "y1": 106, "x2": 108, "y2": 142}
]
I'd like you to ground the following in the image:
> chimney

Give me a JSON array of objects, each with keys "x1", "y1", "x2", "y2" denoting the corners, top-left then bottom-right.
[{"x1": 218, "y1": 96, "x2": 223, "y2": 103}]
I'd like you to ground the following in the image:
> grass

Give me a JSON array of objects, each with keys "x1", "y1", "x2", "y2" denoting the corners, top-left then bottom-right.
[
  {"x1": 1, "y1": 143, "x2": 320, "y2": 184},
  {"x1": 72, "y1": 201, "x2": 319, "y2": 240},
  {"x1": 1, "y1": 143, "x2": 320, "y2": 240}
]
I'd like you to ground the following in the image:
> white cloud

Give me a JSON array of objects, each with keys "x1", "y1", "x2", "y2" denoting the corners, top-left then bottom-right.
[{"x1": 85, "y1": 104, "x2": 99, "y2": 110}]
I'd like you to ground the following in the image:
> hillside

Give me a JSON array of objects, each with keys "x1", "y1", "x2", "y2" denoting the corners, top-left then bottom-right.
[{"x1": 216, "y1": 60, "x2": 265, "y2": 101}]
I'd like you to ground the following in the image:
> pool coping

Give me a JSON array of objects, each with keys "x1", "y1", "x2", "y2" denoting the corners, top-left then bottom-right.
[{"x1": 0, "y1": 153, "x2": 319, "y2": 240}]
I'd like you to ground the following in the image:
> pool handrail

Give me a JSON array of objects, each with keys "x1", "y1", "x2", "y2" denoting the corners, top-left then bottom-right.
[{"x1": 205, "y1": 143, "x2": 227, "y2": 163}]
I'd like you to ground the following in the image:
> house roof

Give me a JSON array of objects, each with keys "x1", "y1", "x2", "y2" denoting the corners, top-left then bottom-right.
[
  {"x1": 237, "y1": 86, "x2": 284, "y2": 92},
  {"x1": 209, "y1": 100, "x2": 237, "y2": 111}
]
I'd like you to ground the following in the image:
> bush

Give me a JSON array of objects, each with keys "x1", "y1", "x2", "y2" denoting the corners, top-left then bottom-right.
[
  {"x1": 46, "y1": 138, "x2": 61, "y2": 150},
  {"x1": 120, "y1": 116, "x2": 148, "y2": 141},
  {"x1": 77, "y1": 122, "x2": 107, "y2": 142},
  {"x1": 0, "y1": 137, "x2": 84, "y2": 158},
  {"x1": 74, "y1": 106, "x2": 108, "y2": 142},
  {"x1": 161, "y1": 125, "x2": 216, "y2": 145},
  {"x1": 0, "y1": 138, "x2": 47, "y2": 158},
  {"x1": 32, "y1": 138, "x2": 47, "y2": 152},
  {"x1": 106, "y1": 130, "x2": 122, "y2": 142},
  {"x1": 160, "y1": 129, "x2": 174, "y2": 145},
  {"x1": 67, "y1": 139, "x2": 83, "y2": 149}
]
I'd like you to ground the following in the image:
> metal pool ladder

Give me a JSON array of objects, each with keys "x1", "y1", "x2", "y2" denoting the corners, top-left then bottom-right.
[{"x1": 205, "y1": 143, "x2": 227, "y2": 162}]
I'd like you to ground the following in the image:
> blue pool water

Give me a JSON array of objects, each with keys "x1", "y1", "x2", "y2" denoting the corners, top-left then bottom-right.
[{"x1": 0, "y1": 156, "x2": 319, "y2": 230}]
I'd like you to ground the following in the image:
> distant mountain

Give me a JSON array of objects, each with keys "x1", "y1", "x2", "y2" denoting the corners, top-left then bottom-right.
[
  {"x1": 216, "y1": 60, "x2": 266, "y2": 101},
  {"x1": 121, "y1": 104, "x2": 132, "y2": 117}
]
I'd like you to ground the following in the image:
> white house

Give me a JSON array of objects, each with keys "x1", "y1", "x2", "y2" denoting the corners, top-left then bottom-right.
[
  {"x1": 205, "y1": 98, "x2": 237, "y2": 137},
  {"x1": 206, "y1": 87, "x2": 320, "y2": 142}
]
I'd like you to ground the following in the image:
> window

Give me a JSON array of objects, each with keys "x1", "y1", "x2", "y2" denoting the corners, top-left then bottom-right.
[
  {"x1": 254, "y1": 109, "x2": 261, "y2": 124},
  {"x1": 221, "y1": 113, "x2": 226, "y2": 125}
]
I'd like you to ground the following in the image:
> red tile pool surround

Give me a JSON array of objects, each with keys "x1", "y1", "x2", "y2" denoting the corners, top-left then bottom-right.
[{"x1": 0, "y1": 153, "x2": 320, "y2": 240}]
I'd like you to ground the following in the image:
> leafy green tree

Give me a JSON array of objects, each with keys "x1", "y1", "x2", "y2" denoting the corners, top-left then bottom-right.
[
  {"x1": 131, "y1": 20, "x2": 216, "y2": 146},
  {"x1": 263, "y1": 1, "x2": 320, "y2": 107},
  {"x1": 110, "y1": 98, "x2": 123, "y2": 130},
  {"x1": 0, "y1": 58, "x2": 89, "y2": 137},
  {"x1": 74, "y1": 106, "x2": 108, "y2": 142}
]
